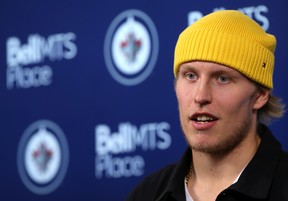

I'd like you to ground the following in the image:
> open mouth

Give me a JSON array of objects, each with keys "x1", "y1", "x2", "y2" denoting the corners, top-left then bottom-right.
[{"x1": 190, "y1": 114, "x2": 218, "y2": 123}]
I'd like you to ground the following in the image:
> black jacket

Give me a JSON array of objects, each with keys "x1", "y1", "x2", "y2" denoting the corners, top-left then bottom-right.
[{"x1": 126, "y1": 125, "x2": 288, "y2": 200}]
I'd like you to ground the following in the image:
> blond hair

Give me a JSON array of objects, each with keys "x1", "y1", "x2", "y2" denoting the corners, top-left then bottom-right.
[{"x1": 257, "y1": 85, "x2": 285, "y2": 124}]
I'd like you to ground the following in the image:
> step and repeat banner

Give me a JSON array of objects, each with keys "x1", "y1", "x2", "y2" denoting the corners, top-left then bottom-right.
[{"x1": 0, "y1": 0, "x2": 287, "y2": 200}]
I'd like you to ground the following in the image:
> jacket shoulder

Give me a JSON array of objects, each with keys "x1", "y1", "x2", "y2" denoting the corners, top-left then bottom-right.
[
  {"x1": 268, "y1": 151, "x2": 288, "y2": 200},
  {"x1": 275, "y1": 151, "x2": 288, "y2": 175}
]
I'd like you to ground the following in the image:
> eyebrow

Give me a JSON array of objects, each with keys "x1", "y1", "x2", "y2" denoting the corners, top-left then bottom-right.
[
  {"x1": 179, "y1": 63, "x2": 243, "y2": 78},
  {"x1": 180, "y1": 63, "x2": 236, "y2": 72}
]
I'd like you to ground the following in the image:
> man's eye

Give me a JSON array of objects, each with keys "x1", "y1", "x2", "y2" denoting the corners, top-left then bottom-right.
[
  {"x1": 185, "y1": 72, "x2": 197, "y2": 80},
  {"x1": 218, "y1": 75, "x2": 230, "y2": 83}
]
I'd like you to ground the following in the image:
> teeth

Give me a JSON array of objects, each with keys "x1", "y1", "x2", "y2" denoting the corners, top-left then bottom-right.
[{"x1": 196, "y1": 115, "x2": 213, "y2": 122}]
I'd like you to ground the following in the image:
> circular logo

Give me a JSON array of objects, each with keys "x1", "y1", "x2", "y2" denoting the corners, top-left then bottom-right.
[
  {"x1": 17, "y1": 120, "x2": 69, "y2": 195},
  {"x1": 104, "y1": 9, "x2": 159, "y2": 86}
]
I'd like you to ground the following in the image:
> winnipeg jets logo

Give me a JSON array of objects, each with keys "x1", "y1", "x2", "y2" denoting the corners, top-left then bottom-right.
[
  {"x1": 17, "y1": 120, "x2": 69, "y2": 195},
  {"x1": 121, "y1": 32, "x2": 142, "y2": 63},
  {"x1": 32, "y1": 142, "x2": 53, "y2": 173},
  {"x1": 104, "y1": 9, "x2": 159, "y2": 86}
]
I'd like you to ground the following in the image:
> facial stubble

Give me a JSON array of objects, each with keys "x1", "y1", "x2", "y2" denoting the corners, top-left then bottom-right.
[{"x1": 180, "y1": 113, "x2": 252, "y2": 156}]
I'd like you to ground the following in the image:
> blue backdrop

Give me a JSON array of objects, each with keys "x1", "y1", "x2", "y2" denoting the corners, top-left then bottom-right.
[{"x1": 0, "y1": 0, "x2": 287, "y2": 200}]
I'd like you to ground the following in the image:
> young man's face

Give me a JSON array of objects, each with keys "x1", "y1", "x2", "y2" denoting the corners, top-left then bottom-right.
[{"x1": 175, "y1": 61, "x2": 268, "y2": 154}]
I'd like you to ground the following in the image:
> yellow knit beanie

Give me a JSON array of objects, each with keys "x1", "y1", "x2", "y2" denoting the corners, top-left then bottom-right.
[{"x1": 174, "y1": 10, "x2": 276, "y2": 89}]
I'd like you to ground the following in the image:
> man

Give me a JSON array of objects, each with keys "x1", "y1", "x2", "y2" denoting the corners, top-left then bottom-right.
[{"x1": 126, "y1": 10, "x2": 287, "y2": 201}]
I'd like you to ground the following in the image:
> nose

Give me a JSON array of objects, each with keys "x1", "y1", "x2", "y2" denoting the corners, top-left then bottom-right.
[{"x1": 194, "y1": 80, "x2": 212, "y2": 107}]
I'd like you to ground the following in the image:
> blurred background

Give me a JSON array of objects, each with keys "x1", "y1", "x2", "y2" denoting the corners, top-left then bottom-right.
[{"x1": 0, "y1": 0, "x2": 287, "y2": 200}]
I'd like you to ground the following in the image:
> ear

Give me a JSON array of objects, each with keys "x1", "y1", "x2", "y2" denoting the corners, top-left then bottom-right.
[{"x1": 252, "y1": 88, "x2": 270, "y2": 110}]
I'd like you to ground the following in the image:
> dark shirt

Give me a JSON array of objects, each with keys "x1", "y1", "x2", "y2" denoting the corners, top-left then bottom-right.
[{"x1": 126, "y1": 125, "x2": 288, "y2": 201}]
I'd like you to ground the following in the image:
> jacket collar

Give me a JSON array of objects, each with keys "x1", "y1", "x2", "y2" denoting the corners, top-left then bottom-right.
[{"x1": 156, "y1": 147, "x2": 191, "y2": 201}]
